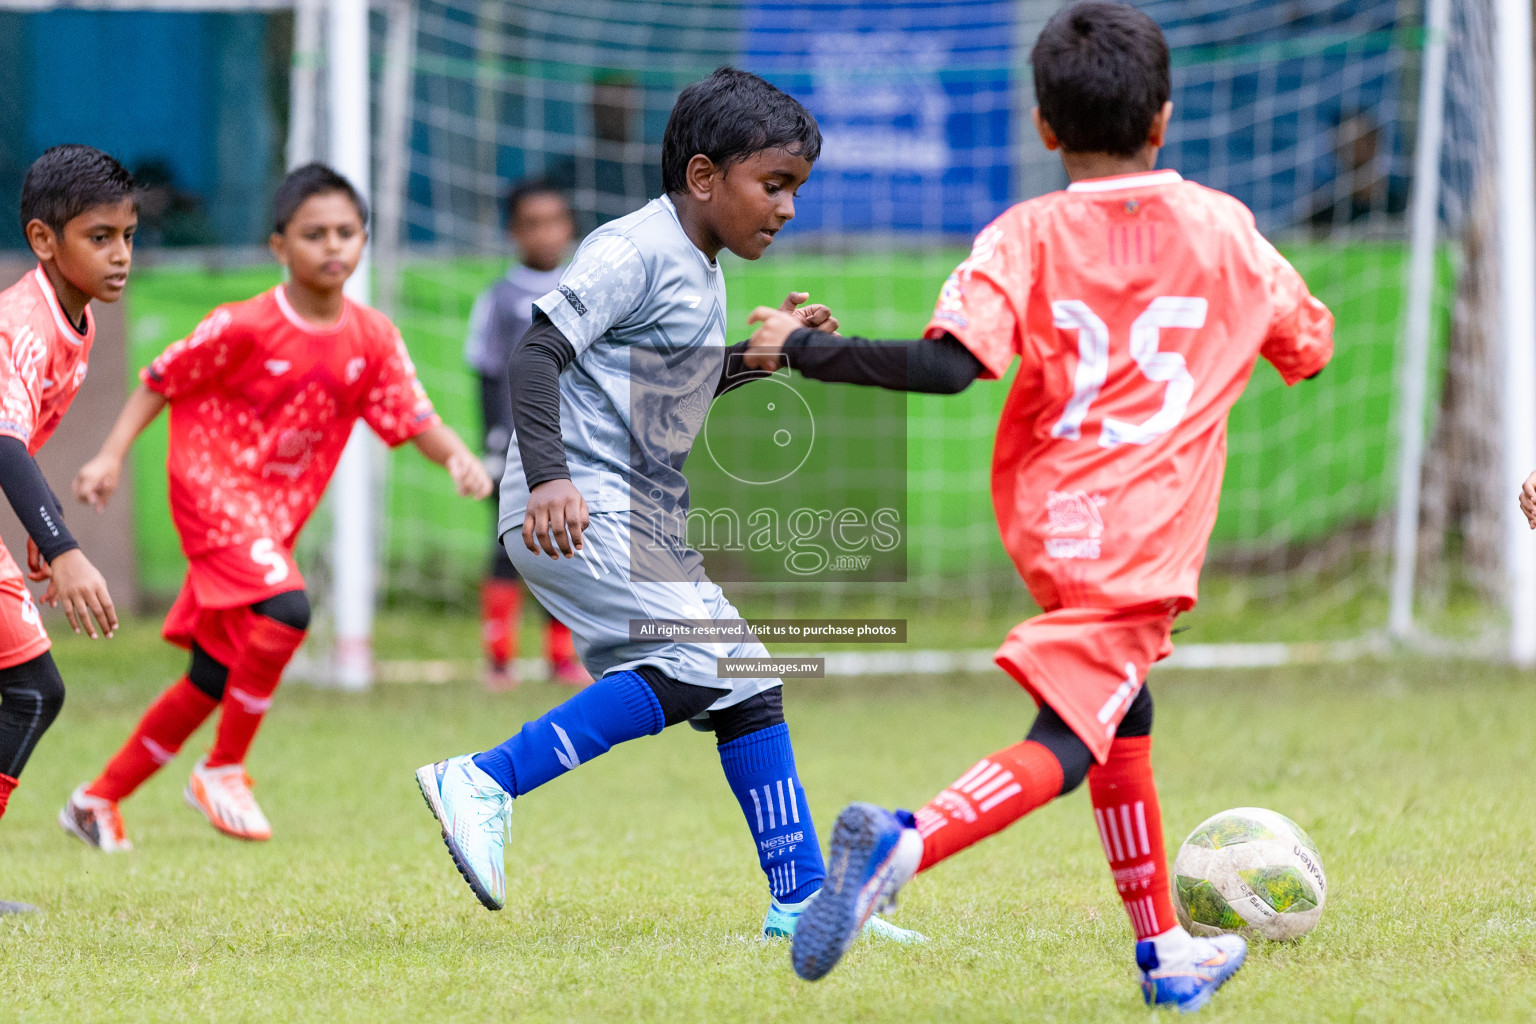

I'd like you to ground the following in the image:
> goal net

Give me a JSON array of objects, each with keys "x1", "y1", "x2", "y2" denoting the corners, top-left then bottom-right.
[
  {"x1": 6, "y1": 0, "x2": 1521, "y2": 671},
  {"x1": 369, "y1": 0, "x2": 1522, "y2": 654}
]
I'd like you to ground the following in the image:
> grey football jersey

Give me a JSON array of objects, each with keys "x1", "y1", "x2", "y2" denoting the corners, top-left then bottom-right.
[
  {"x1": 498, "y1": 195, "x2": 727, "y2": 533},
  {"x1": 463, "y1": 264, "x2": 565, "y2": 376}
]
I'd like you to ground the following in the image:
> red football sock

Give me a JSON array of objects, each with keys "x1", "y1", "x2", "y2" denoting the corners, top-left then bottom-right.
[
  {"x1": 480, "y1": 580, "x2": 522, "y2": 668},
  {"x1": 205, "y1": 617, "x2": 306, "y2": 768},
  {"x1": 546, "y1": 618, "x2": 575, "y2": 665},
  {"x1": 913, "y1": 740, "x2": 1065, "y2": 872},
  {"x1": 1088, "y1": 735, "x2": 1178, "y2": 940},
  {"x1": 0, "y1": 773, "x2": 16, "y2": 821},
  {"x1": 88, "y1": 678, "x2": 218, "y2": 802}
]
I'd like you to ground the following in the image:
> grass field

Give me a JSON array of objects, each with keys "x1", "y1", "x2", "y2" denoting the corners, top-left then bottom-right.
[{"x1": 2, "y1": 615, "x2": 1532, "y2": 1022}]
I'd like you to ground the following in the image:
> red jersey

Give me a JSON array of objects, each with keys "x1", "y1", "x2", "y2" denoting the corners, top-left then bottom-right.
[
  {"x1": 0, "y1": 267, "x2": 94, "y2": 456},
  {"x1": 143, "y1": 285, "x2": 440, "y2": 559},
  {"x1": 927, "y1": 170, "x2": 1333, "y2": 611},
  {"x1": 0, "y1": 266, "x2": 94, "y2": 593}
]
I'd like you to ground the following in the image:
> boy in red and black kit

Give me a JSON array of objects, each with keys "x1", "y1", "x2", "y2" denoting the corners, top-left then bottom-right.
[
  {"x1": 60, "y1": 163, "x2": 491, "y2": 850},
  {"x1": 747, "y1": 3, "x2": 1333, "y2": 1012},
  {"x1": 0, "y1": 146, "x2": 130, "y2": 914}
]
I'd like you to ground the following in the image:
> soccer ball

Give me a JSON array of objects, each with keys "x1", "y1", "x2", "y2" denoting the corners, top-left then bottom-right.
[{"x1": 1172, "y1": 807, "x2": 1327, "y2": 941}]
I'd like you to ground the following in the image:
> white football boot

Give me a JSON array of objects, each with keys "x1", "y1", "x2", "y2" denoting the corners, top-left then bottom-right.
[
  {"x1": 762, "y1": 893, "x2": 926, "y2": 943},
  {"x1": 416, "y1": 754, "x2": 512, "y2": 910},
  {"x1": 58, "y1": 784, "x2": 134, "y2": 852},
  {"x1": 184, "y1": 758, "x2": 272, "y2": 841}
]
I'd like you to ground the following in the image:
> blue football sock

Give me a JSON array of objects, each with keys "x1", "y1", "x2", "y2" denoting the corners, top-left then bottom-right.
[
  {"x1": 473, "y1": 670, "x2": 663, "y2": 797},
  {"x1": 718, "y1": 723, "x2": 825, "y2": 904}
]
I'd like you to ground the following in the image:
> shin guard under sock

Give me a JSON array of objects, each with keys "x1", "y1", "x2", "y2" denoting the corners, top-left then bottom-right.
[
  {"x1": 1088, "y1": 735, "x2": 1177, "y2": 941},
  {"x1": 471, "y1": 670, "x2": 663, "y2": 797},
  {"x1": 717, "y1": 723, "x2": 824, "y2": 904},
  {"x1": 206, "y1": 616, "x2": 306, "y2": 768},
  {"x1": 480, "y1": 580, "x2": 522, "y2": 668},
  {"x1": 89, "y1": 678, "x2": 218, "y2": 802},
  {"x1": 913, "y1": 740, "x2": 1065, "y2": 872}
]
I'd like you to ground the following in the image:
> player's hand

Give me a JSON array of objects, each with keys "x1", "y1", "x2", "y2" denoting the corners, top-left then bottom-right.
[
  {"x1": 44, "y1": 548, "x2": 117, "y2": 639},
  {"x1": 1522, "y1": 470, "x2": 1536, "y2": 529},
  {"x1": 73, "y1": 454, "x2": 122, "y2": 512},
  {"x1": 744, "y1": 307, "x2": 803, "y2": 371},
  {"x1": 447, "y1": 450, "x2": 494, "y2": 500},
  {"x1": 25, "y1": 538, "x2": 51, "y2": 582},
  {"x1": 779, "y1": 290, "x2": 839, "y2": 335},
  {"x1": 523, "y1": 478, "x2": 589, "y2": 559}
]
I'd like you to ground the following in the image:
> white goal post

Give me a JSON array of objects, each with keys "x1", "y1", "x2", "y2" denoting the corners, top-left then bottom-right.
[{"x1": 1494, "y1": 0, "x2": 1536, "y2": 665}]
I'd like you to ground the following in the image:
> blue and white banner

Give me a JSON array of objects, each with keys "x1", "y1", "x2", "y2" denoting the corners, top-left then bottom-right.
[{"x1": 744, "y1": 0, "x2": 1015, "y2": 237}]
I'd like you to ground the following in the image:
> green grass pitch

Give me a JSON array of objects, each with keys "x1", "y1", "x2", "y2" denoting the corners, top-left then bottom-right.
[{"x1": 1, "y1": 616, "x2": 1532, "y2": 1022}]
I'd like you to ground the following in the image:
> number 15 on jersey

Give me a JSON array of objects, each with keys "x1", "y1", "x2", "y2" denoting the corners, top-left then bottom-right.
[{"x1": 1050, "y1": 296, "x2": 1208, "y2": 449}]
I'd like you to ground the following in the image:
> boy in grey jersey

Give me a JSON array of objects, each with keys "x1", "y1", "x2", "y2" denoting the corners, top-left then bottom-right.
[
  {"x1": 465, "y1": 181, "x2": 585, "y2": 689},
  {"x1": 417, "y1": 68, "x2": 921, "y2": 945}
]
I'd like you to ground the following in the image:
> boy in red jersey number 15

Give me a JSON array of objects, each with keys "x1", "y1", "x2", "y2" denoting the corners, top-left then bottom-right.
[
  {"x1": 746, "y1": 2, "x2": 1333, "y2": 1012},
  {"x1": 0, "y1": 146, "x2": 133, "y2": 916},
  {"x1": 60, "y1": 164, "x2": 491, "y2": 852}
]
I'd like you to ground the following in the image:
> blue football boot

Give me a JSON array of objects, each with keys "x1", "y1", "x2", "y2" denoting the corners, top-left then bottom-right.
[
  {"x1": 1138, "y1": 932, "x2": 1247, "y2": 1013},
  {"x1": 790, "y1": 802, "x2": 923, "y2": 980}
]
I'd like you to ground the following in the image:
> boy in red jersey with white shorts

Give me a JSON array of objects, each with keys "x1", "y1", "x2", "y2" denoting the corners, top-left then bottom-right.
[
  {"x1": 60, "y1": 163, "x2": 491, "y2": 851},
  {"x1": 0, "y1": 146, "x2": 131, "y2": 914},
  {"x1": 745, "y1": 3, "x2": 1333, "y2": 1011}
]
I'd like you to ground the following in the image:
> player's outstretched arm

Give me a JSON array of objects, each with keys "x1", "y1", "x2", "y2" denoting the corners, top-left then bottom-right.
[
  {"x1": 744, "y1": 308, "x2": 983, "y2": 394},
  {"x1": 1521, "y1": 470, "x2": 1536, "y2": 530},
  {"x1": 411, "y1": 424, "x2": 493, "y2": 500},
  {"x1": 74, "y1": 383, "x2": 167, "y2": 512}
]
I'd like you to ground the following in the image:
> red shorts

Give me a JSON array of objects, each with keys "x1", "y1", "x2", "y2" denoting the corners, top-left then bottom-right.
[
  {"x1": 163, "y1": 540, "x2": 304, "y2": 667},
  {"x1": 0, "y1": 574, "x2": 50, "y2": 669},
  {"x1": 994, "y1": 601, "x2": 1177, "y2": 764}
]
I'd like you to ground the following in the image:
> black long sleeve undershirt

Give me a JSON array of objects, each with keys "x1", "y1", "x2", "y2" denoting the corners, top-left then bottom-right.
[
  {"x1": 0, "y1": 436, "x2": 78, "y2": 563},
  {"x1": 715, "y1": 329, "x2": 984, "y2": 398},
  {"x1": 777, "y1": 327, "x2": 984, "y2": 393},
  {"x1": 509, "y1": 310, "x2": 577, "y2": 491},
  {"x1": 513, "y1": 316, "x2": 989, "y2": 494}
]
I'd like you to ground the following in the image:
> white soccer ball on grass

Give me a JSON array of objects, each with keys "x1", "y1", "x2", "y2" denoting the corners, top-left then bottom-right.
[{"x1": 1172, "y1": 807, "x2": 1327, "y2": 941}]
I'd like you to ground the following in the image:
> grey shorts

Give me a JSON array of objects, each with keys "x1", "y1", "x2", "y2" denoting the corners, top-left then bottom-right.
[{"x1": 503, "y1": 510, "x2": 780, "y2": 711}]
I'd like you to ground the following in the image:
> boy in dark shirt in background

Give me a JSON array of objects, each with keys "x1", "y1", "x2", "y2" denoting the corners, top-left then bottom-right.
[{"x1": 464, "y1": 181, "x2": 585, "y2": 689}]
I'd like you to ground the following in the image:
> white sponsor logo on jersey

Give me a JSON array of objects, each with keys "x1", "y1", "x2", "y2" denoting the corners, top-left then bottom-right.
[{"x1": 1044, "y1": 490, "x2": 1106, "y2": 560}]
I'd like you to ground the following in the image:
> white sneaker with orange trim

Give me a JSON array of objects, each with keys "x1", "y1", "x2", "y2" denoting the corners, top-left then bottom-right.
[
  {"x1": 184, "y1": 758, "x2": 272, "y2": 841},
  {"x1": 58, "y1": 784, "x2": 134, "y2": 852}
]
